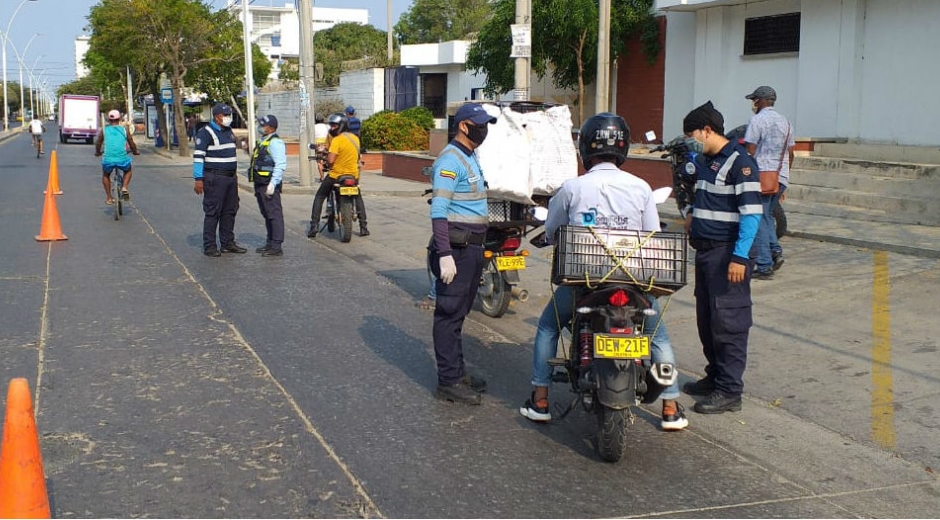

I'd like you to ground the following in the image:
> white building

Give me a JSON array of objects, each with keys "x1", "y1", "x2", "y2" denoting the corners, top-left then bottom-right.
[
  {"x1": 226, "y1": 1, "x2": 369, "y2": 83},
  {"x1": 74, "y1": 36, "x2": 90, "y2": 79},
  {"x1": 656, "y1": 0, "x2": 940, "y2": 147}
]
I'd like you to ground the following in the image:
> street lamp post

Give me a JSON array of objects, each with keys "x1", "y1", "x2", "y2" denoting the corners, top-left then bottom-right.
[
  {"x1": 1, "y1": 0, "x2": 39, "y2": 131},
  {"x1": 11, "y1": 33, "x2": 39, "y2": 123}
]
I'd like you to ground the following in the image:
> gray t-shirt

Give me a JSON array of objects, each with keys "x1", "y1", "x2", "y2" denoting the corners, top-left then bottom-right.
[{"x1": 744, "y1": 107, "x2": 795, "y2": 185}]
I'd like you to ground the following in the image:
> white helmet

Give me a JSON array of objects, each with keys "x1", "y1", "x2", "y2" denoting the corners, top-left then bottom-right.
[{"x1": 108, "y1": 109, "x2": 121, "y2": 121}]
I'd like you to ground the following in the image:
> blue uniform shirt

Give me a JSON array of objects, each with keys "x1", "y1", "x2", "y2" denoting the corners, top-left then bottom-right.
[
  {"x1": 193, "y1": 120, "x2": 238, "y2": 179},
  {"x1": 430, "y1": 142, "x2": 488, "y2": 256},
  {"x1": 690, "y1": 141, "x2": 763, "y2": 263}
]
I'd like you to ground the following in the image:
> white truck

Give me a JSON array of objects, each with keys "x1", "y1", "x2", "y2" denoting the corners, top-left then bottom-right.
[{"x1": 58, "y1": 95, "x2": 100, "y2": 144}]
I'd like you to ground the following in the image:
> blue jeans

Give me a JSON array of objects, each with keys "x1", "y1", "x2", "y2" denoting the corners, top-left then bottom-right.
[
  {"x1": 531, "y1": 286, "x2": 680, "y2": 400},
  {"x1": 752, "y1": 184, "x2": 786, "y2": 272}
]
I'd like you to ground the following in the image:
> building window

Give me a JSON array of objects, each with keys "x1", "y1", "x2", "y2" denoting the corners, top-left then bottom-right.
[{"x1": 744, "y1": 13, "x2": 800, "y2": 55}]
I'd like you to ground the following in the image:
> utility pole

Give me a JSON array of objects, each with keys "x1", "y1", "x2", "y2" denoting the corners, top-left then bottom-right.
[
  {"x1": 242, "y1": 0, "x2": 256, "y2": 153},
  {"x1": 126, "y1": 66, "x2": 134, "y2": 121},
  {"x1": 298, "y1": 0, "x2": 319, "y2": 186},
  {"x1": 595, "y1": 0, "x2": 611, "y2": 113},
  {"x1": 511, "y1": 0, "x2": 531, "y2": 102},
  {"x1": 387, "y1": 0, "x2": 393, "y2": 62}
]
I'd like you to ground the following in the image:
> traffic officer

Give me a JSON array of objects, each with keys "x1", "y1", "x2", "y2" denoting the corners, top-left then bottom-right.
[
  {"x1": 429, "y1": 103, "x2": 496, "y2": 405},
  {"x1": 681, "y1": 101, "x2": 763, "y2": 414},
  {"x1": 250, "y1": 114, "x2": 286, "y2": 256},
  {"x1": 193, "y1": 103, "x2": 246, "y2": 257}
]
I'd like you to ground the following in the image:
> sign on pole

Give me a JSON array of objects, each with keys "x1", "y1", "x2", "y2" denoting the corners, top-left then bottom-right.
[{"x1": 510, "y1": 24, "x2": 531, "y2": 58}]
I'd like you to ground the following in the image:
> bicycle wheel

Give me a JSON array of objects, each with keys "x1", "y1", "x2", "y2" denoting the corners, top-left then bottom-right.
[{"x1": 112, "y1": 170, "x2": 123, "y2": 220}]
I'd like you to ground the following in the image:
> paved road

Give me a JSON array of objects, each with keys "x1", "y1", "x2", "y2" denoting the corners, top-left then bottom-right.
[{"x1": 1, "y1": 129, "x2": 938, "y2": 517}]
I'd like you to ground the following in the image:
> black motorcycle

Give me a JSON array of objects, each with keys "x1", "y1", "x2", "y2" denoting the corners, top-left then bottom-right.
[
  {"x1": 531, "y1": 222, "x2": 686, "y2": 462},
  {"x1": 653, "y1": 131, "x2": 787, "y2": 238}
]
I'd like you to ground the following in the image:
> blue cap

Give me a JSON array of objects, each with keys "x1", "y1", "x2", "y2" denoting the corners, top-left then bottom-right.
[
  {"x1": 257, "y1": 114, "x2": 278, "y2": 129},
  {"x1": 454, "y1": 103, "x2": 497, "y2": 126},
  {"x1": 345, "y1": 105, "x2": 355, "y2": 114},
  {"x1": 212, "y1": 103, "x2": 232, "y2": 116}
]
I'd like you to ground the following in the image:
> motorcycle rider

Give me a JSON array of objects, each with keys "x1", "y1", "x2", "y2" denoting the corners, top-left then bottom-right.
[
  {"x1": 520, "y1": 113, "x2": 689, "y2": 431},
  {"x1": 307, "y1": 113, "x2": 369, "y2": 238}
]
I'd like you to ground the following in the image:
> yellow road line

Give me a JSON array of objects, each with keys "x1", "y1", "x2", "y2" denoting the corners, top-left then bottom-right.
[{"x1": 871, "y1": 250, "x2": 895, "y2": 449}]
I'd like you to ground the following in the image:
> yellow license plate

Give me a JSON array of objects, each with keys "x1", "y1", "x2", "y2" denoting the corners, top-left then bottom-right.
[
  {"x1": 495, "y1": 256, "x2": 526, "y2": 271},
  {"x1": 593, "y1": 335, "x2": 650, "y2": 359},
  {"x1": 338, "y1": 186, "x2": 359, "y2": 196}
]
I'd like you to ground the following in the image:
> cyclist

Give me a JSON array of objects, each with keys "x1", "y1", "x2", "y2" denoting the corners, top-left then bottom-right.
[
  {"x1": 95, "y1": 110, "x2": 139, "y2": 205},
  {"x1": 28, "y1": 115, "x2": 46, "y2": 154},
  {"x1": 306, "y1": 113, "x2": 369, "y2": 238}
]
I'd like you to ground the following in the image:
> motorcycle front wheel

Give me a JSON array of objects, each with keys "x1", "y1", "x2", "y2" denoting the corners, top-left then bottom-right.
[
  {"x1": 339, "y1": 197, "x2": 354, "y2": 242},
  {"x1": 477, "y1": 260, "x2": 511, "y2": 318},
  {"x1": 596, "y1": 405, "x2": 629, "y2": 462}
]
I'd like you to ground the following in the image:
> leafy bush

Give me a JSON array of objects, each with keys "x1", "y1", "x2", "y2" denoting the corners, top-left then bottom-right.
[
  {"x1": 316, "y1": 100, "x2": 347, "y2": 120},
  {"x1": 399, "y1": 106, "x2": 435, "y2": 131},
  {"x1": 361, "y1": 111, "x2": 429, "y2": 151}
]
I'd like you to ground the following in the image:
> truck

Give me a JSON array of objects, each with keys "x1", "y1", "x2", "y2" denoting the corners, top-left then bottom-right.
[{"x1": 58, "y1": 94, "x2": 100, "y2": 144}]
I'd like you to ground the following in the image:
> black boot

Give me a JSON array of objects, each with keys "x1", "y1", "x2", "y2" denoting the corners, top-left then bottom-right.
[
  {"x1": 307, "y1": 221, "x2": 318, "y2": 238},
  {"x1": 359, "y1": 224, "x2": 370, "y2": 237}
]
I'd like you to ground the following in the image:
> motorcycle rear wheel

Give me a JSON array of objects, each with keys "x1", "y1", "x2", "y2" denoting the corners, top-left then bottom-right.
[
  {"x1": 339, "y1": 197, "x2": 354, "y2": 242},
  {"x1": 596, "y1": 405, "x2": 629, "y2": 462},
  {"x1": 478, "y1": 260, "x2": 511, "y2": 318}
]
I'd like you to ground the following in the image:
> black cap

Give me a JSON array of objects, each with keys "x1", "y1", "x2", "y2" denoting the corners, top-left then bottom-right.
[
  {"x1": 745, "y1": 86, "x2": 777, "y2": 101},
  {"x1": 257, "y1": 114, "x2": 278, "y2": 129},
  {"x1": 683, "y1": 101, "x2": 725, "y2": 135}
]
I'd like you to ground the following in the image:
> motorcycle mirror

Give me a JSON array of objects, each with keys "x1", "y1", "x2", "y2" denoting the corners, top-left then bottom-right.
[
  {"x1": 652, "y1": 186, "x2": 673, "y2": 205},
  {"x1": 530, "y1": 206, "x2": 549, "y2": 222},
  {"x1": 645, "y1": 130, "x2": 657, "y2": 142},
  {"x1": 529, "y1": 231, "x2": 550, "y2": 248},
  {"x1": 421, "y1": 166, "x2": 433, "y2": 177}
]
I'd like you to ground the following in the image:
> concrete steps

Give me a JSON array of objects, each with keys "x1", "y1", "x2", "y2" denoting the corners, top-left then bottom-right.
[{"x1": 786, "y1": 155, "x2": 940, "y2": 226}]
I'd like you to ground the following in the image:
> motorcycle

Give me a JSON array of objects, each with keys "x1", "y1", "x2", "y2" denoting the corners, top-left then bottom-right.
[
  {"x1": 529, "y1": 188, "x2": 686, "y2": 462},
  {"x1": 653, "y1": 130, "x2": 787, "y2": 238},
  {"x1": 323, "y1": 174, "x2": 361, "y2": 243}
]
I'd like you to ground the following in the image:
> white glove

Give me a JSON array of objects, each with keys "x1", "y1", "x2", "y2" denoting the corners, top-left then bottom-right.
[
  {"x1": 265, "y1": 182, "x2": 276, "y2": 197},
  {"x1": 439, "y1": 255, "x2": 457, "y2": 284}
]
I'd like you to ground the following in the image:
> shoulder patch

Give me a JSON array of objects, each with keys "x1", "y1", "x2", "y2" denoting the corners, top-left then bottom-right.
[
  {"x1": 741, "y1": 167, "x2": 752, "y2": 176},
  {"x1": 195, "y1": 137, "x2": 202, "y2": 146},
  {"x1": 439, "y1": 169, "x2": 457, "y2": 180}
]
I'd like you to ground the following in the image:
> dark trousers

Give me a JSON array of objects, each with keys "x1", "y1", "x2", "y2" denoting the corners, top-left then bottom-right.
[
  {"x1": 202, "y1": 171, "x2": 239, "y2": 250},
  {"x1": 694, "y1": 244, "x2": 753, "y2": 396},
  {"x1": 429, "y1": 244, "x2": 484, "y2": 386},
  {"x1": 254, "y1": 183, "x2": 284, "y2": 247},
  {"x1": 309, "y1": 177, "x2": 368, "y2": 227}
]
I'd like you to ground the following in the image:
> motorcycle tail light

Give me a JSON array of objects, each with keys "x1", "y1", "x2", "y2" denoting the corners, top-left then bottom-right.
[
  {"x1": 610, "y1": 327, "x2": 633, "y2": 334},
  {"x1": 342, "y1": 178, "x2": 356, "y2": 186},
  {"x1": 608, "y1": 289, "x2": 629, "y2": 307},
  {"x1": 500, "y1": 237, "x2": 521, "y2": 251},
  {"x1": 503, "y1": 251, "x2": 516, "y2": 257}
]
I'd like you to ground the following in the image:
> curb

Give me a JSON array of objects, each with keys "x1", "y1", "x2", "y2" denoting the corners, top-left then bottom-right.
[{"x1": 788, "y1": 230, "x2": 940, "y2": 259}]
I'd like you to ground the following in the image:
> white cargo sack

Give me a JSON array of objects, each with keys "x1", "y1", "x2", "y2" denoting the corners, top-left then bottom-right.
[{"x1": 475, "y1": 107, "x2": 534, "y2": 204}]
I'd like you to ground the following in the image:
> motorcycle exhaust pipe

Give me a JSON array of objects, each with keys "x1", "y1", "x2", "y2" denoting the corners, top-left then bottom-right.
[{"x1": 511, "y1": 287, "x2": 529, "y2": 302}]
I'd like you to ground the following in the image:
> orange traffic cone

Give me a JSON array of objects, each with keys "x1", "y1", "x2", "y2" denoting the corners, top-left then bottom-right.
[
  {"x1": 34, "y1": 187, "x2": 68, "y2": 242},
  {"x1": 43, "y1": 151, "x2": 63, "y2": 195},
  {"x1": 0, "y1": 378, "x2": 51, "y2": 519}
]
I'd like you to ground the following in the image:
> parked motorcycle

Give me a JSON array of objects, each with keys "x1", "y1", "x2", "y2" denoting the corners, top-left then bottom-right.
[
  {"x1": 653, "y1": 130, "x2": 787, "y2": 238},
  {"x1": 529, "y1": 188, "x2": 687, "y2": 462}
]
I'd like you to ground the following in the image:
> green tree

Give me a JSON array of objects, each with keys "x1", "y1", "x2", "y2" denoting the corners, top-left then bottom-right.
[
  {"x1": 314, "y1": 22, "x2": 396, "y2": 87},
  {"x1": 395, "y1": 0, "x2": 491, "y2": 44},
  {"x1": 466, "y1": 0, "x2": 659, "y2": 121}
]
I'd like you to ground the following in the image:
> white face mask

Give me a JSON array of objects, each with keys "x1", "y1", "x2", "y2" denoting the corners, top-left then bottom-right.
[{"x1": 221, "y1": 116, "x2": 233, "y2": 127}]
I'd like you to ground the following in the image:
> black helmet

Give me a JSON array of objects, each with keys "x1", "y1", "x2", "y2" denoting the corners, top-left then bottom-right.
[
  {"x1": 578, "y1": 113, "x2": 630, "y2": 169},
  {"x1": 315, "y1": 113, "x2": 324, "y2": 124},
  {"x1": 327, "y1": 113, "x2": 349, "y2": 136}
]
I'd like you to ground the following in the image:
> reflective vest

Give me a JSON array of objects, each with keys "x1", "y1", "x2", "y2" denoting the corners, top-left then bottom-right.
[{"x1": 249, "y1": 133, "x2": 278, "y2": 184}]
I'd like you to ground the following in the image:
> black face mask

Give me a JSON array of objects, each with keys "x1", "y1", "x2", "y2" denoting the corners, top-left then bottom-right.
[
  {"x1": 329, "y1": 125, "x2": 341, "y2": 137},
  {"x1": 465, "y1": 123, "x2": 489, "y2": 145}
]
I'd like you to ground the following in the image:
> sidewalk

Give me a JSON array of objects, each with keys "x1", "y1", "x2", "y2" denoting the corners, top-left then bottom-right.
[{"x1": 152, "y1": 144, "x2": 940, "y2": 259}]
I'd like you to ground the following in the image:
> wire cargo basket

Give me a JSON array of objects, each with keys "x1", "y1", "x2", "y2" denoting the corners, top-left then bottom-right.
[
  {"x1": 487, "y1": 199, "x2": 528, "y2": 225},
  {"x1": 551, "y1": 226, "x2": 688, "y2": 292}
]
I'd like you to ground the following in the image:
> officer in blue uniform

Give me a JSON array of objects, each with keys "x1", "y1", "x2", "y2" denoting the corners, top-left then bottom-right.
[
  {"x1": 250, "y1": 114, "x2": 286, "y2": 256},
  {"x1": 345, "y1": 106, "x2": 361, "y2": 137},
  {"x1": 194, "y1": 103, "x2": 246, "y2": 257},
  {"x1": 681, "y1": 101, "x2": 763, "y2": 413},
  {"x1": 429, "y1": 103, "x2": 496, "y2": 405}
]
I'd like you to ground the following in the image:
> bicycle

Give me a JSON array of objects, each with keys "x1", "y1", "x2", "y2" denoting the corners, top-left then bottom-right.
[{"x1": 106, "y1": 166, "x2": 129, "y2": 221}]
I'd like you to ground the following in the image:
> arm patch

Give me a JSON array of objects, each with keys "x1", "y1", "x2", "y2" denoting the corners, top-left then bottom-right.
[{"x1": 439, "y1": 169, "x2": 457, "y2": 179}]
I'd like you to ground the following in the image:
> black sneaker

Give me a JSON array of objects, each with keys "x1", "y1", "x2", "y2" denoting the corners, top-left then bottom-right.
[
  {"x1": 693, "y1": 390, "x2": 742, "y2": 414},
  {"x1": 220, "y1": 243, "x2": 247, "y2": 254},
  {"x1": 307, "y1": 222, "x2": 318, "y2": 238},
  {"x1": 519, "y1": 392, "x2": 551, "y2": 422},
  {"x1": 435, "y1": 382, "x2": 481, "y2": 405},
  {"x1": 661, "y1": 401, "x2": 689, "y2": 431},
  {"x1": 753, "y1": 269, "x2": 774, "y2": 280},
  {"x1": 359, "y1": 225, "x2": 370, "y2": 237},
  {"x1": 204, "y1": 248, "x2": 221, "y2": 257},
  {"x1": 461, "y1": 374, "x2": 486, "y2": 393},
  {"x1": 261, "y1": 248, "x2": 283, "y2": 257},
  {"x1": 772, "y1": 252, "x2": 785, "y2": 271},
  {"x1": 683, "y1": 377, "x2": 714, "y2": 396},
  {"x1": 255, "y1": 245, "x2": 272, "y2": 253}
]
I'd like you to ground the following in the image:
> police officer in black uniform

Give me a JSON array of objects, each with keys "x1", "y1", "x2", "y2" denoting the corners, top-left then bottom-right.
[
  {"x1": 681, "y1": 101, "x2": 763, "y2": 413},
  {"x1": 250, "y1": 114, "x2": 286, "y2": 256},
  {"x1": 194, "y1": 103, "x2": 246, "y2": 257}
]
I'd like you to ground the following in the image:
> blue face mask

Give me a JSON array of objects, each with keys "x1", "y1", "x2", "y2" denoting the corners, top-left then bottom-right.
[{"x1": 685, "y1": 136, "x2": 704, "y2": 154}]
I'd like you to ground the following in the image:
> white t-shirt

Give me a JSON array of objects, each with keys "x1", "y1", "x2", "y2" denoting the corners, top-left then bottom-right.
[
  {"x1": 28, "y1": 119, "x2": 44, "y2": 135},
  {"x1": 314, "y1": 123, "x2": 329, "y2": 144}
]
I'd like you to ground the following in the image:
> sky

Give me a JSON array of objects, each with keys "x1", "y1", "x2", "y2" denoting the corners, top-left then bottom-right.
[{"x1": 1, "y1": 0, "x2": 411, "y2": 92}]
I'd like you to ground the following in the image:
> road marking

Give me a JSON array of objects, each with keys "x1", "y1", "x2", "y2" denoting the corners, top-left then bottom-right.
[
  {"x1": 34, "y1": 244, "x2": 53, "y2": 411},
  {"x1": 871, "y1": 250, "x2": 895, "y2": 449}
]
